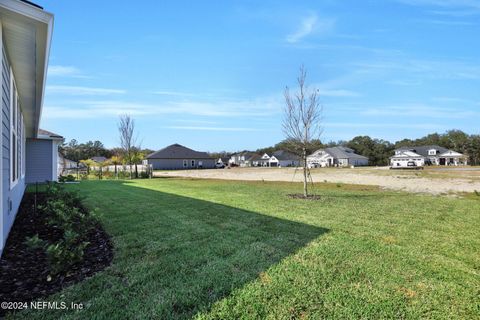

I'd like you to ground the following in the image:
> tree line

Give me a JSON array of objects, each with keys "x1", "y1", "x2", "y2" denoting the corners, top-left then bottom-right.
[
  {"x1": 61, "y1": 129, "x2": 480, "y2": 168},
  {"x1": 251, "y1": 129, "x2": 480, "y2": 166},
  {"x1": 59, "y1": 140, "x2": 153, "y2": 164}
]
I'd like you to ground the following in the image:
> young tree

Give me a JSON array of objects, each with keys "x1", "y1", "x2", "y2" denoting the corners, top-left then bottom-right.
[
  {"x1": 283, "y1": 65, "x2": 323, "y2": 198},
  {"x1": 80, "y1": 159, "x2": 97, "y2": 176},
  {"x1": 131, "y1": 148, "x2": 145, "y2": 179},
  {"x1": 110, "y1": 155, "x2": 122, "y2": 178},
  {"x1": 118, "y1": 115, "x2": 137, "y2": 178}
]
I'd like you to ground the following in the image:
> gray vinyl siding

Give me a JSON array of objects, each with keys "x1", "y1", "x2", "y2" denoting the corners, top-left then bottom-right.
[
  {"x1": 1, "y1": 45, "x2": 26, "y2": 255},
  {"x1": 148, "y1": 158, "x2": 216, "y2": 170},
  {"x1": 25, "y1": 139, "x2": 53, "y2": 183}
]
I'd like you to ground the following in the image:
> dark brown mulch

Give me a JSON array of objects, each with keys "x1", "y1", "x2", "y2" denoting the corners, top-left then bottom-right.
[
  {"x1": 0, "y1": 192, "x2": 113, "y2": 317},
  {"x1": 287, "y1": 193, "x2": 322, "y2": 200}
]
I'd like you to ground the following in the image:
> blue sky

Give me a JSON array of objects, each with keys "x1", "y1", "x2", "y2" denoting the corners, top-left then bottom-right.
[{"x1": 40, "y1": 0, "x2": 480, "y2": 152}]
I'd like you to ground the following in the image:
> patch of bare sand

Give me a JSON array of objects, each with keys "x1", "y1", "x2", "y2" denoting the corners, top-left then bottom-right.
[{"x1": 153, "y1": 167, "x2": 480, "y2": 195}]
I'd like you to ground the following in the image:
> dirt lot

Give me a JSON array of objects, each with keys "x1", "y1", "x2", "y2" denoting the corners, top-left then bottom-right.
[{"x1": 153, "y1": 167, "x2": 480, "y2": 195}]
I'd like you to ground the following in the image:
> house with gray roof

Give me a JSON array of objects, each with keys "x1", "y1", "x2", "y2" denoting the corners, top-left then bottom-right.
[
  {"x1": 268, "y1": 150, "x2": 300, "y2": 167},
  {"x1": 391, "y1": 145, "x2": 467, "y2": 167},
  {"x1": 307, "y1": 147, "x2": 369, "y2": 168},
  {"x1": 146, "y1": 144, "x2": 215, "y2": 170},
  {"x1": 90, "y1": 156, "x2": 107, "y2": 163}
]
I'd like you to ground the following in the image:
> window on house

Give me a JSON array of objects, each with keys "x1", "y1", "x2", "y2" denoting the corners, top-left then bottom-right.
[
  {"x1": 191, "y1": 160, "x2": 195, "y2": 167},
  {"x1": 10, "y1": 73, "x2": 21, "y2": 187},
  {"x1": 17, "y1": 103, "x2": 21, "y2": 179},
  {"x1": 21, "y1": 114, "x2": 25, "y2": 178},
  {"x1": 183, "y1": 160, "x2": 188, "y2": 168}
]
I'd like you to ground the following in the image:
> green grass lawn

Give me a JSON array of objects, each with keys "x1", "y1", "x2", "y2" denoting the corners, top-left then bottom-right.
[{"x1": 12, "y1": 178, "x2": 480, "y2": 319}]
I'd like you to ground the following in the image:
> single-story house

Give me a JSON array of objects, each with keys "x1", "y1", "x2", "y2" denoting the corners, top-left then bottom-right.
[
  {"x1": 391, "y1": 145, "x2": 467, "y2": 167},
  {"x1": 26, "y1": 129, "x2": 63, "y2": 183},
  {"x1": 1, "y1": 0, "x2": 54, "y2": 257},
  {"x1": 146, "y1": 144, "x2": 215, "y2": 170},
  {"x1": 269, "y1": 150, "x2": 300, "y2": 167},
  {"x1": 307, "y1": 147, "x2": 369, "y2": 168}
]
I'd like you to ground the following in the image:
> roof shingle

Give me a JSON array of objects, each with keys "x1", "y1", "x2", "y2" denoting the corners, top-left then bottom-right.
[{"x1": 147, "y1": 144, "x2": 212, "y2": 159}]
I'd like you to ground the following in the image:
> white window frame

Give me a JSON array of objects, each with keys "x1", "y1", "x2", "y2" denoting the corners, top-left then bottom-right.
[
  {"x1": 10, "y1": 68, "x2": 19, "y2": 189},
  {"x1": 183, "y1": 160, "x2": 187, "y2": 168},
  {"x1": 21, "y1": 114, "x2": 25, "y2": 179},
  {"x1": 191, "y1": 160, "x2": 195, "y2": 167}
]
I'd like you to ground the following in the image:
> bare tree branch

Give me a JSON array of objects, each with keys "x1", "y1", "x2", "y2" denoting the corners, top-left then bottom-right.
[
  {"x1": 282, "y1": 65, "x2": 324, "y2": 197},
  {"x1": 118, "y1": 114, "x2": 137, "y2": 177}
]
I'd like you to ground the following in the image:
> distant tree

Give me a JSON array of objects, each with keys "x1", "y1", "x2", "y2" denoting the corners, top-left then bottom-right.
[
  {"x1": 80, "y1": 159, "x2": 97, "y2": 176},
  {"x1": 131, "y1": 147, "x2": 145, "y2": 179},
  {"x1": 283, "y1": 65, "x2": 323, "y2": 198},
  {"x1": 208, "y1": 151, "x2": 231, "y2": 160},
  {"x1": 442, "y1": 130, "x2": 469, "y2": 154},
  {"x1": 118, "y1": 115, "x2": 137, "y2": 178},
  {"x1": 347, "y1": 136, "x2": 393, "y2": 166},
  {"x1": 467, "y1": 135, "x2": 480, "y2": 165},
  {"x1": 110, "y1": 155, "x2": 122, "y2": 178},
  {"x1": 394, "y1": 138, "x2": 415, "y2": 148}
]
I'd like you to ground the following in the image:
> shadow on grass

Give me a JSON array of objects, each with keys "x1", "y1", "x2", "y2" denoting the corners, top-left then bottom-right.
[{"x1": 55, "y1": 180, "x2": 329, "y2": 319}]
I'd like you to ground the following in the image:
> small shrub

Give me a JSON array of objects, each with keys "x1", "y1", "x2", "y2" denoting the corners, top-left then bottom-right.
[
  {"x1": 24, "y1": 234, "x2": 47, "y2": 250},
  {"x1": 103, "y1": 171, "x2": 113, "y2": 179},
  {"x1": 139, "y1": 171, "x2": 149, "y2": 179},
  {"x1": 32, "y1": 183, "x2": 98, "y2": 275},
  {"x1": 58, "y1": 175, "x2": 76, "y2": 183},
  {"x1": 46, "y1": 230, "x2": 89, "y2": 275},
  {"x1": 474, "y1": 190, "x2": 480, "y2": 197}
]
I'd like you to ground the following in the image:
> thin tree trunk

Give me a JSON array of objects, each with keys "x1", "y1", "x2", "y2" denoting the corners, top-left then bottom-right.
[
  {"x1": 303, "y1": 147, "x2": 308, "y2": 197},
  {"x1": 135, "y1": 164, "x2": 138, "y2": 178}
]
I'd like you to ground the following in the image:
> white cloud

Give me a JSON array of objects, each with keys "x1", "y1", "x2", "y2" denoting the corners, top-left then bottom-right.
[
  {"x1": 43, "y1": 95, "x2": 283, "y2": 119},
  {"x1": 46, "y1": 85, "x2": 126, "y2": 95},
  {"x1": 166, "y1": 126, "x2": 263, "y2": 132},
  {"x1": 418, "y1": 18, "x2": 476, "y2": 25},
  {"x1": 326, "y1": 122, "x2": 446, "y2": 130},
  {"x1": 360, "y1": 104, "x2": 480, "y2": 119},
  {"x1": 316, "y1": 88, "x2": 360, "y2": 97},
  {"x1": 47, "y1": 65, "x2": 90, "y2": 78},
  {"x1": 353, "y1": 58, "x2": 480, "y2": 80},
  {"x1": 286, "y1": 13, "x2": 334, "y2": 43}
]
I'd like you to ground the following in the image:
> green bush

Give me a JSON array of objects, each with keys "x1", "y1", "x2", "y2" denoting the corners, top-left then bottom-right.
[
  {"x1": 30, "y1": 183, "x2": 98, "y2": 275},
  {"x1": 58, "y1": 174, "x2": 76, "y2": 183},
  {"x1": 46, "y1": 230, "x2": 89, "y2": 274},
  {"x1": 24, "y1": 234, "x2": 47, "y2": 250}
]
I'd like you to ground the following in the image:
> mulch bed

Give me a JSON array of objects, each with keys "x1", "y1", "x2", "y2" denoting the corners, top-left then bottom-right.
[
  {"x1": 0, "y1": 192, "x2": 113, "y2": 317},
  {"x1": 287, "y1": 193, "x2": 322, "y2": 200}
]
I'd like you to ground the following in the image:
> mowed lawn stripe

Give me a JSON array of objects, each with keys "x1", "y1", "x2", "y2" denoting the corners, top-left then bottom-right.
[{"x1": 11, "y1": 178, "x2": 480, "y2": 320}]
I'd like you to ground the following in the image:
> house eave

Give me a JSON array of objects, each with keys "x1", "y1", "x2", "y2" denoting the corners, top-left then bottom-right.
[{"x1": 0, "y1": 0, "x2": 54, "y2": 138}]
